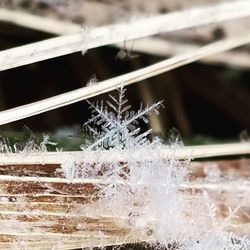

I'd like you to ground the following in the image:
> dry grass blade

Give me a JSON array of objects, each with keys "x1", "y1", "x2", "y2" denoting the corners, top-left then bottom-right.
[
  {"x1": 1, "y1": 0, "x2": 250, "y2": 70},
  {"x1": 1, "y1": 9, "x2": 250, "y2": 70},
  {"x1": 1, "y1": 34, "x2": 250, "y2": 125},
  {"x1": 0, "y1": 8, "x2": 79, "y2": 35},
  {"x1": 0, "y1": 143, "x2": 249, "y2": 164},
  {"x1": 118, "y1": 37, "x2": 250, "y2": 69},
  {"x1": 1, "y1": 0, "x2": 250, "y2": 36}
]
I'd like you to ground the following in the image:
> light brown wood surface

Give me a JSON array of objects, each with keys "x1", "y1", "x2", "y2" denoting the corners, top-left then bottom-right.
[{"x1": 0, "y1": 157, "x2": 249, "y2": 249}]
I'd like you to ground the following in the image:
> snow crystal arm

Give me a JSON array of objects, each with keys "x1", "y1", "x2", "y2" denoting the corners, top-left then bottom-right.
[
  {"x1": 123, "y1": 101, "x2": 163, "y2": 128},
  {"x1": 107, "y1": 87, "x2": 131, "y2": 121},
  {"x1": 84, "y1": 100, "x2": 119, "y2": 129},
  {"x1": 86, "y1": 129, "x2": 117, "y2": 150}
]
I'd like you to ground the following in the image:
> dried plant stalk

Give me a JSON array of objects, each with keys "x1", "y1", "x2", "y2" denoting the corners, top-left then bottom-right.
[
  {"x1": 2, "y1": 6, "x2": 250, "y2": 69},
  {"x1": 1, "y1": 0, "x2": 250, "y2": 70},
  {"x1": 0, "y1": 8, "x2": 80, "y2": 35},
  {"x1": 0, "y1": 143, "x2": 249, "y2": 164},
  {"x1": 1, "y1": 34, "x2": 250, "y2": 125},
  {"x1": 117, "y1": 37, "x2": 250, "y2": 69}
]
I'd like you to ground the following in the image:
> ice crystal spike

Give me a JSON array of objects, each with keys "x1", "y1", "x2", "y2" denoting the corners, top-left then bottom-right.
[
  {"x1": 0, "y1": 126, "x2": 55, "y2": 154},
  {"x1": 82, "y1": 86, "x2": 163, "y2": 150}
]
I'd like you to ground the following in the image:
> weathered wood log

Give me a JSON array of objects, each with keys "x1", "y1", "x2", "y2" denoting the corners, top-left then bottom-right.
[
  {"x1": 0, "y1": 179, "x2": 149, "y2": 249},
  {"x1": 0, "y1": 156, "x2": 249, "y2": 249}
]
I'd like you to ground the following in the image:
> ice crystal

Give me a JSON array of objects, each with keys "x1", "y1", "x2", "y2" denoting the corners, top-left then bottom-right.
[
  {"x1": 116, "y1": 41, "x2": 138, "y2": 61},
  {"x1": 61, "y1": 87, "x2": 250, "y2": 249},
  {"x1": 0, "y1": 126, "x2": 56, "y2": 154},
  {"x1": 81, "y1": 86, "x2": 163, "y2": 150},
  {"x1": 86, "y1": 75, "x2": 98, "y2": 87}
]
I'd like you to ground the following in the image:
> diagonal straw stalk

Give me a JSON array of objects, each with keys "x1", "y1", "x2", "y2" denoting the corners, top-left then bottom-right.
[
  {"x1": 1, "y1": 8, "x2": 250, "y2": 70},
  {"x1": 0, "y1": 143, "x2": 249, "y2": 165},
  {"x1": 1, "y1": 34, "x2": 250, "y2": 125},
  {"x1": 1, "y1": 0, "x2": 250, "y2": 36},
  {"x1": 1, "y1": 0, "x2": 250, "y2": 70},
  {"x1": 115, "y1": 37, "x2": 250, "y2": 69}
]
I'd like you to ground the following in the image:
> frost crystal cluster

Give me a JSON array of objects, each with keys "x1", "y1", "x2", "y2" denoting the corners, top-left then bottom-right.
[
  {"x1": 62, "y1": 87, "x2": 250, "y2": 249},
  {"x1": 0, "y1": 126, "x2": 54, "y2": 154}
]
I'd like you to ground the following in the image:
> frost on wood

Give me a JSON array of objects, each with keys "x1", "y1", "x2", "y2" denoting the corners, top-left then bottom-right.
[
  {"x1": 0, "y1": 88, "x2": 249, "y2": 249},
  {"x1": 61, "y1": 87, "x2": 250, "y2": 249},
  {"x1": 0, "y1": 126, "x2": 56, "y2": 154}
]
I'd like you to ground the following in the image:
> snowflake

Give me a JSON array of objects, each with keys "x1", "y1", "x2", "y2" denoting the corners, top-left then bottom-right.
[
  {"x1": 81, "y1": 86, "x2": 163, "y2": 150},
  {"x1": 61, "y1": 87, "x2": 250, "y2": 250}
]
